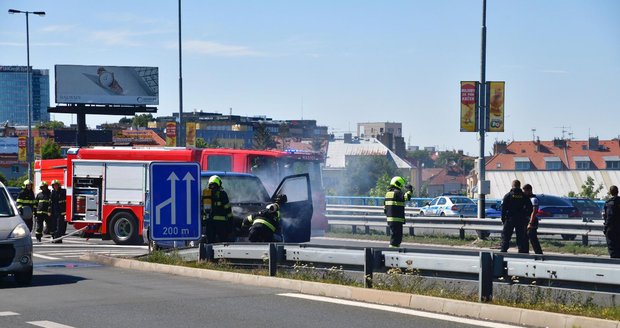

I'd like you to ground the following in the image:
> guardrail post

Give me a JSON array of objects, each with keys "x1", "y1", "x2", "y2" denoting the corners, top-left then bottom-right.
[
  {"x1": 409, "y1": 227, "x2": 415, "y2": 236},
  {"x1": 386, "y1": 227, "x2": 391, "y2": 236},
  {"x1": 199, "y1": 243, "x2": 214, "y2": 262},
  {"x1": 268, "y1": 243, "x2": 278, "y2": 277},
  {"x1": 459, "y1": 228, "x2": 465, "y2": 240},
  {"x1": 352, "y1": 225, "x2": 357, "y2": 234},
  {"x1": 365, "y1": 226, "x2": 370, "y2": 234},
  {"x1": 479, "y1": 251, "x2": 493, "y2": 302},
  {"x1": 582, "y1": 234, "x2": 589, "y2": 246},
  {"x1": 364, "y1": 248, "x2": 373, "y2": 288}
]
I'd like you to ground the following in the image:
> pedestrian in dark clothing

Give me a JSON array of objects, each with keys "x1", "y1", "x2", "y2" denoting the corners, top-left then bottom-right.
[
  {"x1": 16, "y1": 179, "x2": 35, "y2": 232},
  {"x1": 51, "y1": 180, "x2": 67, "y2": 243},
  {"x1": 500, "y1": 179, "x2": 530, "y2": 253},
  {"x1": 202, "y1": 175, "x2": 233, "y2": 243},
  {"x1": 34, "y1": 181, "x2": 52, "y2": 242},
  {"x1": 384, "y1": 176, "x2": 413, "y2": 248},
  {"x1": 523, "y1": 184, "x2": 543, "y2": 254},
  {"x1": 604, "y1": 185, "x2": 620, "y2": 258}
]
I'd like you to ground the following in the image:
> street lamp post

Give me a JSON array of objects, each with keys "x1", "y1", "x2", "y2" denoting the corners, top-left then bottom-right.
[{"x1": 8, "y1": 9, "x2": 46, "y2": 182}]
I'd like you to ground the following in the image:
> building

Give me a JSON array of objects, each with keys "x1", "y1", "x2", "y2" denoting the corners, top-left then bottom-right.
[
  {"x1": 357, "y1": 122, "x2": 406, "y2": 157},
  {"x1": 0, "y1": 66, "x2": 50, "y2": 125},
  {"x1": 478, "y1": 138, "x2": 620, "y2": 198}
]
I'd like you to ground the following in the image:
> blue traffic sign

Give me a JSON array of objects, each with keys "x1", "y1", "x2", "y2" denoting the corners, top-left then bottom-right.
[{"x1": 149, "y1": 162, "x2": 201, "y2": 241}]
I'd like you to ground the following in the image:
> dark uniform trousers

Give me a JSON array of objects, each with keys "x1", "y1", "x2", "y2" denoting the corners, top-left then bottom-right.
[
  {"x1": 527, "y1": 225, "x2": 543, "y2": 255},
  {"x1": 501, "y1": 218, "x2": 529, "y2": 253},
  {"x1": 248, "y1": 225, "x2": 274, "y2": 242},
  {"x1": 388, "y1": 222, "x2": 404, "y2": 248}
]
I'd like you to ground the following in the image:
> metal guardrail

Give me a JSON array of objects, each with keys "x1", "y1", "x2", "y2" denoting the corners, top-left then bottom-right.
[
  {"x1": 198, "y1": 243, "x2": 620, "y2": 302},
  {"x1": 326, "y1": 204, "x2": 605, "y2": 245}
]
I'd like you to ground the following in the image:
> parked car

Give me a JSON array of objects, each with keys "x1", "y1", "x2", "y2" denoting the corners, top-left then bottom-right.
[
  {"x1": 144, "y1": 171, "x2": 313, "y2": 248},
  {"x1": 532, "y1": 194, "x2": 581, "y2": 240},
  {"x1": 567, "y1": 198, "x2": 603, "y2": 221},
  {"x1": 418, "y1": 196, "x2": 477, "y2": 217},
  {"x1": 484, "y1": 200, "x2": 502, "y2": 219},
  {"x1": 0, "y1": 183, "x2": 33, "y2": 285}
]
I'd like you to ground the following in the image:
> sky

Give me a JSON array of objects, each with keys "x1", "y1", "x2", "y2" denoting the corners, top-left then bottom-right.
[{"x1": 1, "y1": 0, "x2": 619, "y2": 155}]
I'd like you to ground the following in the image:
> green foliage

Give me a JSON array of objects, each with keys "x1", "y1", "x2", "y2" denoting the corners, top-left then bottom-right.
[
  {"x1": 41, "y1": 139, "x2": 62, "y2": 159},
  {"x1": 435, "y1": 151, "x2": 461, "y2": 168},
  {"x1": 567, "y1": 191, "x2": 577, "y2": 198},
  {"x1": 407, "y1": 150, "x2": 434, "y2": 168},
  {"x1": 119, "y1": 117, "x2": 132, "y2": 124},
  {"x1": 7, "y1": 174, "x2": 28, "y2": 187},
  {"x1": 195, "y1": 137, "x2": 220, "y2": 149},
  {"x1": 369, "y1": 173, "x2": 391, "y2": 197},
  {"x1": 252, "y1": 123, "x2": 276, "y2": 150},
  {"x1": 36, "y1": 120, "x2": 65, "y2": 129},
  {"x1": 461, "y1": 158, "x2": 474, "y2": 173},
  {"x1": 310, "y1": 136, "x2": 325, "y2": 152},
  {"x1": 579, "y1": 176, "x2": 604, "y2": 199},
  {"x1": 337, "y1": 156, "x2": 398, "y2": 196},
  {"x1": 132, "y1": 114, "x2": 154, "y2": 128},
  {"x1": 0, "y1": 173, "x2": 7, "y2": 185}
]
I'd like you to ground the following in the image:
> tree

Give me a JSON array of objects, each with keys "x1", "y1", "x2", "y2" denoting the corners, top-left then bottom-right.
[
  {"x1": 252, "y1": 123, "x2": 276, "y2": 150},
  {"x1": 435, "y1": 151, "x2": 461, "y2": 168},
  {"x1": 119, "y1": 117, "x2": 132, "y2": 124},
  {"x1": 132, "y1": 114, "x2": 154, "y2": 128},
  {"x1": 0, "y1": 173, "x2": 7, "y2": 185},
  {"x1": 334, "y1": 156, "x2": 399, "y2": 196},
  {"x1": 36, "y1": 120, "x2": 65, "y2": 129},
  {"x1": 42, "y1": 139, "x2": 62, "y2": 159},
  {"x1": 195, "y1": 137, "x2": 220, "y2": 149},
  {"x1": 578, "y1": 176, "x2": 604, "y2": 199},
  {"x1": 369, "y1": 173, "x2": 391, "y2": 197},
  {"x1": 407, "y1": 150, "x2": 434, "y2": 168}
]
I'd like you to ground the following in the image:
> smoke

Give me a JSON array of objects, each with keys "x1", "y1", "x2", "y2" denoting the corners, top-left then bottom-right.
[{"x1": 325, "y1": 155, "x2": 398, "y2": 196}]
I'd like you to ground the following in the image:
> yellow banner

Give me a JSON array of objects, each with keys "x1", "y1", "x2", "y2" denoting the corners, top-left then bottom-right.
[
  {"x1": 166, "y1": 122, "x2": 177, "y2": 147},
  {"x1": 34, "y1": 137, "x2": 43, "y2": 159},
  {"x1": 460, "y1": 81, "x2": 478, "y2": 132},
  {"x1": 18, "y1": 137, "x2": 27, "y2": 162},
  {"x1": 488, "y1": 81, "x2": 505, "y2": 132},
  {"x1": 186, "y1": 122, "x2": 196, "y2": 147}
]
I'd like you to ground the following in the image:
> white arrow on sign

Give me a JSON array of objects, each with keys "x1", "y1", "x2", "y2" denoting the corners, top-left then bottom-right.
[
  {"x1": 183, "y1": 172, "x2": 195, "y2": 225},
  {"x1": 155, "y1": 172, "x2": 179, "y2": 225}
]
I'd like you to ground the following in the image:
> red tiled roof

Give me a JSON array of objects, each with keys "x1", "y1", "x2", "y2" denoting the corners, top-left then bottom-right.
[
  {"x1": 486, "y1": 139, "x2": 620, "y2": 170},
  {"x1": 427, "y1": 166, "x2": 466, "y2": 186}
]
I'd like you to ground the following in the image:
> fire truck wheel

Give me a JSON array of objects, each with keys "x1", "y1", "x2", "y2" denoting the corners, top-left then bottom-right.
[{"x1": 109, "y1": 212, "x2": 140, "y2": 245}]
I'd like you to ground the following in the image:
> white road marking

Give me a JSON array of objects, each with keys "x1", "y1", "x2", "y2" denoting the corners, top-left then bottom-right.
[
  {"x1": 278, "y1": 293, "x2": 522, "y2": 328},
  {"x1": 32, "y1": 253, "x2": 60, "y2": 260},
  {"x1": 0, "y1": 311, "x2": 19, "y2": 316},
  {"x1": 27, "y1": 321, "x2": 75, "y2": 328}
]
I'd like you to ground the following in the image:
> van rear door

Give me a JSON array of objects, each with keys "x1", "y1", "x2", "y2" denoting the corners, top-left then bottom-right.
[{"x1": 272, "y1": 173, "x2": 313, "y2": 243}]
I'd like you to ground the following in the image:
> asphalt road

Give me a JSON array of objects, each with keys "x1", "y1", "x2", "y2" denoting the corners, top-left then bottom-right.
[{"x1": 1, "y1": 255, "x2": 518, "y2": 328}]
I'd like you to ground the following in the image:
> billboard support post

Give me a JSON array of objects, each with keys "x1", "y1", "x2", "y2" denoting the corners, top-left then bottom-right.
[
  {"x1": 77, "y1": 113, "x2": 87, "y2": 147},
  {"x1": 477, "y1": 0, "x2": 487, "y2": 220},
  {"x1": 177, "y1": 0, "x2": 185, "y2": 147}
]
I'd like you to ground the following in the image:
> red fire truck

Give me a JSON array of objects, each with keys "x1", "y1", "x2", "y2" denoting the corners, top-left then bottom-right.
[{"x1": 35, "y1": 147, "x2": 326, "y2": 244}]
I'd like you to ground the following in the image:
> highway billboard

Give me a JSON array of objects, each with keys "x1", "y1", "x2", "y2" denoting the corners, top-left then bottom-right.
[{"x1": 55, "y1": 65, "x2": 159, "y2": 105}]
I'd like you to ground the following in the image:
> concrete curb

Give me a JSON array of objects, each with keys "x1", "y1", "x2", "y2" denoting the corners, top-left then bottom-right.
[{"x1": 81, "y1": 253, "x2": 619, "y2": 328}]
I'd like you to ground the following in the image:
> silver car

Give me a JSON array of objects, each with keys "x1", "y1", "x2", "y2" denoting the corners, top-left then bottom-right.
[
  {"x1": 418, "y1": 196, "x2": 477, "y2": 217},
  {"x1": 0, "y1": 183, "x2": 33, "y2": 285}
]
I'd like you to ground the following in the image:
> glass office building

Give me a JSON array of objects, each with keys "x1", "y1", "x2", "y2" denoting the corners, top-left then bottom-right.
[{"x1": 0, "y1": 66, "x2": 50, "y2": 125}]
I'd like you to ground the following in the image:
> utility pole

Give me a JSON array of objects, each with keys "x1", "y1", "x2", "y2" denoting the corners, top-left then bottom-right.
[
  {"x1": 177, "y1": 0, "x2": 185, "y2": 147},
  {"x1": 477, "y1": 0, "x2": 487, "y2": 219}
]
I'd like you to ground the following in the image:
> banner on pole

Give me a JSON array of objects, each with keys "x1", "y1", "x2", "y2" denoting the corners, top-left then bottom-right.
[
  {"x1": 18, "y1": 137, "x2": 27, "y2": 162},
  {"x1": 166, "y1": 122, "x2": 177, "y2": 147},
  {"x1": 460, "y1": 81, "x2": 478, "y2": 132},
  {"x1": 487, "y1": 81, "x2": 505, "y2": 132},
  {"x1": 186, "y1": 122, "x2": 196, "y2": 148}
]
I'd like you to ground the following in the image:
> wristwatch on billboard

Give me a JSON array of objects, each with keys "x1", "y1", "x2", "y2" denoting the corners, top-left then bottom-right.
[{"x1": 97, "y1": 67, "x2": 124, "y2": 95}]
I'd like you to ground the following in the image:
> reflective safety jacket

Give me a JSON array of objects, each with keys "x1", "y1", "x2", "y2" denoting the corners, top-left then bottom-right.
[
  {"x1": 35, "y1": 190, "x2": 51, "y2": 216},
  {"x1": 245, "y1": 209, "x2": 280, "y2": 232},
  {"x1": 51, "y1": 187, "x2": 67, "y2": 217},
  {"x1": 202, "y1": 187, "x2": 233, "y2": 222},
  {"x1": 384, "y1": 186, "x2": 413, "y2": 223},
  {"x1": 16, "y1": 188, "x2": 36, "y2": 211}
]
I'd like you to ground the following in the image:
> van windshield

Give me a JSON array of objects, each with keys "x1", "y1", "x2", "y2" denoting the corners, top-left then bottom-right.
[{"x1": 202, "y1": 175, "x2": 270, "y2": 204}]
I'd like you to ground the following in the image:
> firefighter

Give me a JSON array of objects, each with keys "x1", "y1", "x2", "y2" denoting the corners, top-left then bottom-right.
[
  {"x1": 50, "y1": 180, "x2": 67, "y2": 243},
  {"x1": 604, "y1": 185, "x2": 620, "y2": 258},
  {"x1": 384, "y1": 176, "x2": 413, "y2": 248},
  {"x1": 202, "y1": 175, "x2": 233, "y2": 243},
  {"x1": 34, "y1": 181, "x2": 52, "y2": 242},
  {"x1": 244, "y1": 195, "x2": 287, "y2": 242},
  {"x1": 16, "y1": 179, "x2": 36, "y2": 232},
  {"x1": 500, "y1": 179, "x2": 530, "y2": 253}
]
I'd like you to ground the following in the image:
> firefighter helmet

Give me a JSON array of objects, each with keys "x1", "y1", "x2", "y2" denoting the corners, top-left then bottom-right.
[
  {"x1": 390, "y1": 176, "x2": 406, "y2": 189},
  {"x1": 51, "y1": 179, "x2": 61, "y2": 186},
  {"x1": 39, "y1": 181, "x2": 48, "y2": 188},
  {"x1": 23, "y1": 179, "x2": 33, "y2": 187},
  {"x1": 266, "y1": 203, "x2": 279, "y2": 213},
  {"x1": 208, "y1": 175, "x2": 222, "y2": 187}
]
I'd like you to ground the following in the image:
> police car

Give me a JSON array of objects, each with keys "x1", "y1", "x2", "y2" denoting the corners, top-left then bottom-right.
[{"x1": 418, "y1": 195, "x2": 477, "y2": 217}]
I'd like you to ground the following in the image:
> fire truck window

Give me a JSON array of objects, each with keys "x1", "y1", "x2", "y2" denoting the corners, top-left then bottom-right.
[{"x1": 207, "y1": 155, "x2": 232, "y2": 172}]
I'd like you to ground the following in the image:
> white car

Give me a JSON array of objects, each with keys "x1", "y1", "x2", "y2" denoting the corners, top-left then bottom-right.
[{"x1": 0, "y1": 183, "x2": 33, "y2": 285}]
